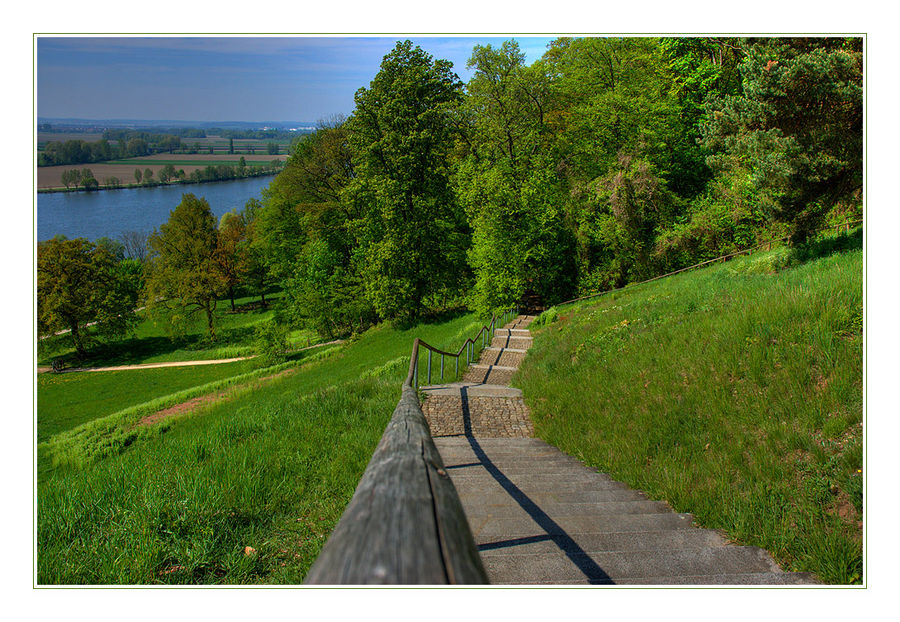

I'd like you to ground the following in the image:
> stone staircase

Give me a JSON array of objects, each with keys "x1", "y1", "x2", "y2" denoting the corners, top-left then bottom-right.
[{"x1": 420, "y1": 314, "x2": 819, "y2": 585}]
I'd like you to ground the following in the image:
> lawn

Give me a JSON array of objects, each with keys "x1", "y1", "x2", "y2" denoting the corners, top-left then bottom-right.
[
  {"x1": 38, "y1": 291, "x2": 319, "y2": 368},
  {"x1": 37, "y1": 360, "x2": 256, "y2": 443},
  {"x1": 37, "y1": 309, "x2": 488, "y2": 584},
  {"x1": 516, "y1": 229, "x2": 863, "y2": 583}
]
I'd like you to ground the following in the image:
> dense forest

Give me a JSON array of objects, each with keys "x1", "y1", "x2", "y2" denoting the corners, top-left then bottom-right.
[
  {"x1": 251, "y1": 37, "x2": 862, "y2": 337},
  {"x1": 38, "y1": 36, "x2": 863, "y2": 348}
]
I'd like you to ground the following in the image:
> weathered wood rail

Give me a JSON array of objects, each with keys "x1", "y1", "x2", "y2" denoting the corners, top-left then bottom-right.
[{"x1": 304, "y1": 309, "x2": 516, "y2": 584}]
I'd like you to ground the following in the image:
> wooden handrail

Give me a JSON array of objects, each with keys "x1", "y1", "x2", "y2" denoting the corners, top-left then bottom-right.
[
  {"x1": 304, "y1": 306, "x2": 516, "y2": 584},
  {"x1": 303, "y1": 386, "x2": 488, "y2": 584}
]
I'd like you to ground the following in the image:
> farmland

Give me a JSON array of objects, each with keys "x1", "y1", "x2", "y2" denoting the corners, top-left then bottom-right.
[{"x1": 37, "y1": 153, "x2": 288, "y2": 190}]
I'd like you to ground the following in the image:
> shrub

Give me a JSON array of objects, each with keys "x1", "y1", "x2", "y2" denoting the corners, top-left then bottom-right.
[{"x1": 254, "y1": 321, "x2": 289, "y2": 366}]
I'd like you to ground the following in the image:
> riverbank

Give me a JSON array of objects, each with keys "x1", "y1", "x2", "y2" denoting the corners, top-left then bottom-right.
[{"x1": 38, "y1": 169, "x2": 280, "y2": 194}]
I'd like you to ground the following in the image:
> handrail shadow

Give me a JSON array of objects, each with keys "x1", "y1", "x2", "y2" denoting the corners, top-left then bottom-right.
[{"x1": 459, "y1": 385, "x2": 614, "y2": 584}]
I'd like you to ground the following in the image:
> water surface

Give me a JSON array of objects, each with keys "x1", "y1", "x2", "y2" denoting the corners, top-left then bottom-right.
[{"x1": 37, "y1": 176, "x2": 274, "y2": 242}]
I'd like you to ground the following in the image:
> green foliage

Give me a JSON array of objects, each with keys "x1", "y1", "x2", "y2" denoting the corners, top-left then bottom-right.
[
  {"x1": 458, "y1": 41, "x2": 576, "y2": 313},
  {"x1": 37, "y1": 237, "x2": 139, "y2": 356},
  {"x1": 253, "y1": 320, "x2": 290, "y2": 366},
  {"x1": 702, "y1": 38, "x2": 862, "y2": 242},
  {"x1": 144, "y1": 194, "x2": 228, "y2": 338},
  {"x1": 346, "y1": 40, "x2": 469, "y2": 321}
]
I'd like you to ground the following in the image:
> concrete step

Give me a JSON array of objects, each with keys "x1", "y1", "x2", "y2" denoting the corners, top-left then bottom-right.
[
  {"x1": 420, "y1": 383, "x2": 523, "y2": 398},
  {"x1": 479, "y1": 545, "x2": 784, "y2": 584},
  {"x1": 460, "y1": 499, "x2": 674, "y2": 518},
  {"x1": 476, "y1": 528, "x2": 730, "y2": 555},
  {"x1": 466, "y1": 512, "x2": 697, "y2": 538},
  {"x1": 612, "y1": 571, "x2": 820, "y2": 585},
  {"x1": 451, "y1": 477, "x2": 635, "y2": 494},
  {"x1": 490, "y1": 336, "x2": 533, "y2": 349},
  {"x1": 462, "y1": 366, "x2": 515, "y2": 385},
  {"x1": 494, "y1": 328, "x2": 531, "y2": 337}
]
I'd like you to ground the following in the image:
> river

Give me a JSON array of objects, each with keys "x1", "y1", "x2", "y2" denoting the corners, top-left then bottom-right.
[{"x1": 37, "y1": 176, "x2": 275, "y2": 242}]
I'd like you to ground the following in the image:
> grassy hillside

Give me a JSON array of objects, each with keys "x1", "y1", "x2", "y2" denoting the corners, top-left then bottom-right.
[
  {"x1": 37, "y1": 310, "x2": 488, "y2": 584},
  {"x1": 37, "y1": 360, "x2": 256, "y2": 442},
  {"x1": 516, "y1": 230, "x2": 863, "y2": 584}
]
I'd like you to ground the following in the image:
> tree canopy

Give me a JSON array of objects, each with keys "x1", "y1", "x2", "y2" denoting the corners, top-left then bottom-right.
[
  {"x1": 144, "y1": 194, "x2": 228, "y2": 338},
  {"x1": 37, "y1": 237, "x2": 139, "y2": 356}
]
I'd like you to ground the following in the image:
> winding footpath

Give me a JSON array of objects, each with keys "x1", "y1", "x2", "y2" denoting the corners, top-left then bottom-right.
[{"x1": 421, "y1": 314, "x2": 818, "y2": 585}]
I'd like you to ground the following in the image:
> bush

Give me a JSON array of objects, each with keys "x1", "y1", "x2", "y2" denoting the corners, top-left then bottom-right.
[{"x1": 254, "y1": 321, "x2": 289, "y2": 366}]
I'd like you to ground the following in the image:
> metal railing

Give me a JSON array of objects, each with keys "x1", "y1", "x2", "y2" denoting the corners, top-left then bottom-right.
[
  {"x1": 405, "y1": 307, "x2": 519, "y2": 389},
  {"x1": 304, "y1": 306, "x2": 518, "y2": 584}
]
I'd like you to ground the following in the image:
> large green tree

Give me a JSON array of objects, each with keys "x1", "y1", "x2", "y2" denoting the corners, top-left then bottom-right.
[
  {"x1": 345, "y1": 40, "x2": 469, "y2": 320},
  {"x1": 144, "y1": 194, "x2": 228, "y2": 338},
  {"x1": 37, "y1": 237, "x2": 139, "y2": 357},
  {"x1": 457, "y1": 40, "x2": 575, "y2": 313},
  {"x1": 701, "y1": 37, "x2": 863, "y2": 242},
  {"x1": 255, "y1": 119, "x2": 370, "y2": 336}
]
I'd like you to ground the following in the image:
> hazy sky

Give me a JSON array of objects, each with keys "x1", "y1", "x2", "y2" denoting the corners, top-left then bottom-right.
[{"x1": 37, "y1": 36, "x2": 557, "y2": 123}]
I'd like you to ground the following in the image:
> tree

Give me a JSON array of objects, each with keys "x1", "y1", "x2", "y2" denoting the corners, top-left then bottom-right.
[
  {"x1": 159, "y1": 164, "x2": 177, "y2": 183},
  {"x1": 61, "y1": 169, "x2": 79, "y2": 189},
  {"x1": 345, "y1": 40, "x2": 468, "y2": 320},
  {"x1": 239, "y1": 198, "x2": 274, "y2": 307},
  {"x1": 144, "y1": 194, "x2": 228, "y2": 338},
  {"x1": 456, "y1": 41, "x2": 576, "y2": 312},
  {"x1": 80, "y1": 168, "x2": 99, "y2": 191},
  {"x1": 255, "y1": 120, "x2": 367, "y2": 335},
  {"x1": 143, "y1": 168, "x2": 154, "y2": 185},
  {"x1": 37, "y1": 238, "x2": 139, "y2": 356},
  {"x1": 134, "y1": 168, "x2": 143, "y2": 184},
  {"x1": 120, "y1": 230, "x2": 151, "y2": 263},
  {"x1": 217, "y1": 210, "x2": 247, "y2": 312},
  {"x1": 701, "y1": 37, "x2": 862, "y2": 242}
]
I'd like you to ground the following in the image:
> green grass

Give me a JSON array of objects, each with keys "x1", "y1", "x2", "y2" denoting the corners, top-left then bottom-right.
[
  {"x1": 39, "y1": 292, "x2": 319, "y2": 368},
  {"x1": 37, "y1": 360, "x2": 256, "y2": 443},
  {"x1": 517, "y1": 229, "x2": 863, "y2": 584},
  {"x1": 37, "y1": 309, "x2": 486, "y2": 584}
]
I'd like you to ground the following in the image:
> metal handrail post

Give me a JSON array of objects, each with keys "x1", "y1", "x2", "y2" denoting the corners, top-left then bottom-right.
[
  {"x1": 427, "y1": 350, "x2": 432, "y2": 385},
  {"x1": 440, "y1": 354, "x2": 444, "y2": 380}
]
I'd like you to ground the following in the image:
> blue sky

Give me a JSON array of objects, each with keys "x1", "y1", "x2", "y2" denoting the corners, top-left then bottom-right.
[{"x1": 37, "y1": 36, "x2": 557, "y2": 123}]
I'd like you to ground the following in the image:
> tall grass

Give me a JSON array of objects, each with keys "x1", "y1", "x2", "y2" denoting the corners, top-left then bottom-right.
[
  {"x1": 37, "y1": 310, "x2": 486, "y2": 584},
  {"x1": 518, "y1": 232, "x2": 862, "y2": 584}
]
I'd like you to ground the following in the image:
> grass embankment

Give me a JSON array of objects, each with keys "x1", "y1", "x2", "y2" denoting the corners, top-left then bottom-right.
[
  {"x1": 517, "y1": 229, "x2": 863, "y2": 584},
  {"x1": 37, "y1": 310, "x2": 486, "y2": 584},
  {"x1": 37, "y1": 360, "x2": 256, "y2": 443}
]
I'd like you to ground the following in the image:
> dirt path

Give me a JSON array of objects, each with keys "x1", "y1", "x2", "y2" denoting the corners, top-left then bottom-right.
[{"x1": 36, "y1": 339, "x2": 343, "y2": 374}]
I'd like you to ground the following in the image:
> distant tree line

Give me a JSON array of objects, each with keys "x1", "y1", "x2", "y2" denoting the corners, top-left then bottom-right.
[
  {"x1": 54, "y1": 160, "x2": 284, "y2": 192},
  {"x1": 37, "y1": 134, "x2": 183, "y2": 167}
]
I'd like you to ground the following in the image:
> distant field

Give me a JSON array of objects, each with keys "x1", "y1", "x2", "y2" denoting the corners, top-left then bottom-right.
[
  {"x1": 37, "y1": 132, "x2": 107, "y2": 144},
  {"x1": 37, "y1": 153, "x2": 287, "y2": 189}
]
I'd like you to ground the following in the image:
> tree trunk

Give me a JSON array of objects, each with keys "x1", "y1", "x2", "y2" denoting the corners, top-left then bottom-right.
[
  {"x1": 260, "y1": 291, "x2": 266, "y2": 306},
  {"x1": 229, "y1": 287, "x2": 236, "y2": 312},
  {"x1": 70, "y1": 321, "x2": 86, "y2": 358},
  {"x1": 206, "y1": 304, "x2": 216, "y2": 340}
]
